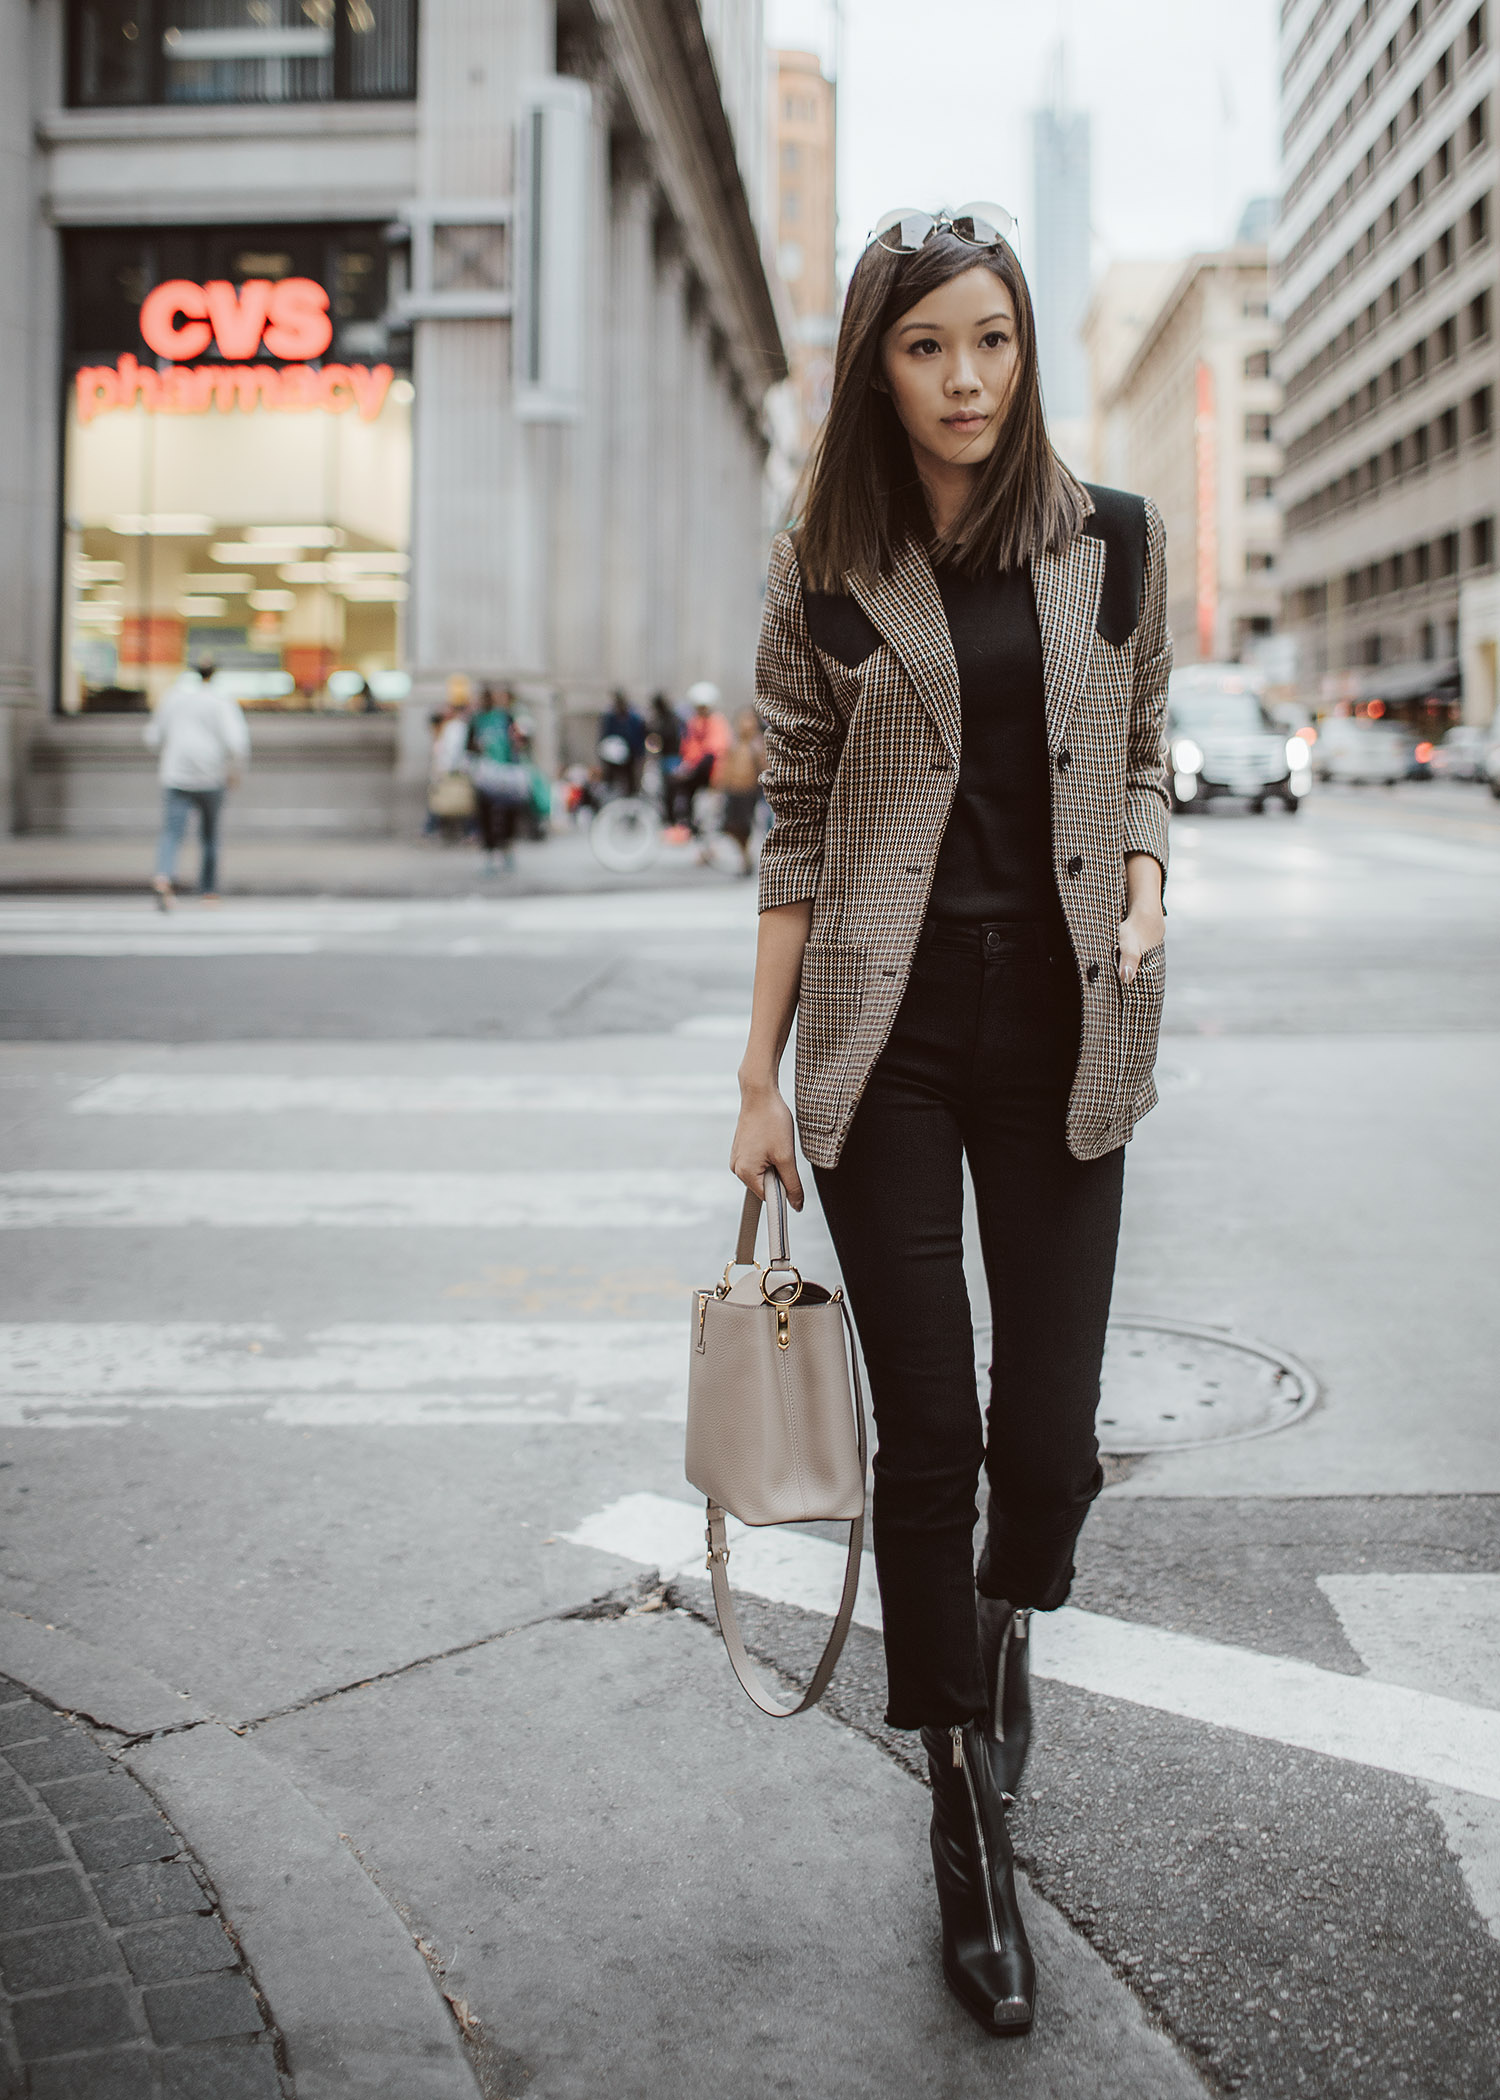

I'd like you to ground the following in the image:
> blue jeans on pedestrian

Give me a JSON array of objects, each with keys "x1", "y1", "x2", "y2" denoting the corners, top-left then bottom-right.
[{"x1": 155, "y1": 787, "x2": 224, "y2": 893}]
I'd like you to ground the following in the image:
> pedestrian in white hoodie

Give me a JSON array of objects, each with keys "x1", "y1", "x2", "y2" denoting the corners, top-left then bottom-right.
[{"x1": 143, "y1": 659, "x2": 251, "y2": 909}]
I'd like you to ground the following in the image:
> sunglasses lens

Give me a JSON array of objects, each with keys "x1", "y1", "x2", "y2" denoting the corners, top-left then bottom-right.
[
  {"x1": 873, "y1": 209, "x2": 937, "y2": 254},
  {"x1": 951, "y1": 201, "x2": 1016, "y2": 247}
]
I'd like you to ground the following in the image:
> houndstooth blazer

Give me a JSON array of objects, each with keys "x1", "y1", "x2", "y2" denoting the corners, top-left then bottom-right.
[{"x1": 756, "y1": 483, "x2": 1172, "y2": 1170}]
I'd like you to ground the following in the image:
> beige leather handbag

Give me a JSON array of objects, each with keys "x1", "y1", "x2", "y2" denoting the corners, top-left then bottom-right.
[{"x1": 685, "y1": 1168, "x2": 868, "y2": 1716}]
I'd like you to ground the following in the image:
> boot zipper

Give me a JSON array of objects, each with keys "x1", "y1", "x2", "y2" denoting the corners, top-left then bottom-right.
[{"x1": 950, "y1": 1726, "x2": 1002, "y2": 1955}]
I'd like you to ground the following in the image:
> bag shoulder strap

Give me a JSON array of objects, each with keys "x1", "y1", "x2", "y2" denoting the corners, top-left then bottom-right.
[{"x1": 704, "y1": 1295, "x2": 868, "y2": 1718}]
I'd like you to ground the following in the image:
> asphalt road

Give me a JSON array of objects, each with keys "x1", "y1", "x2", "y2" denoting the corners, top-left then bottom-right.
[{"x1": 1, "y1": 779, "x2": 1497, "y2": 2100}]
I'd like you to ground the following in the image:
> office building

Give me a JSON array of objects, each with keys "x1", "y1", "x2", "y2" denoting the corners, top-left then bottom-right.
[
  {"x1": 1273, "y1": 0, "x2": 1498, "y2": 723},
  {"x1": 771, "y1": 47, "x2": 837, "y2": 490},
  {"x1": 1094, "y1": 246, "x2": 1282, "y2": 666},
  {"x1": 1030, "y1": 88, "x2": 1091, "y2": 462}
]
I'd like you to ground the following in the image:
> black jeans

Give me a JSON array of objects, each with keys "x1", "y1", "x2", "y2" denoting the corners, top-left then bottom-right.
[
  {"x1": 813, "y1": 917, "x2": 1125, "y2": 1730},
  {"x1": 475, "y1": 791, "x2": 519, "y2": 853}
]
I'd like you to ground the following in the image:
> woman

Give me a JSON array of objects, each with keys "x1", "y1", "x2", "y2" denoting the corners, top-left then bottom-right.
[
  {"x1": 729, "y1": 205, "x2": 1170, "y2": 2038},
  {"x1": 467, "y1": 685, "x2": 524, "y2": 873},
  {"x1": 709, "y1": 707, "x2": 766, "y2": 876}
]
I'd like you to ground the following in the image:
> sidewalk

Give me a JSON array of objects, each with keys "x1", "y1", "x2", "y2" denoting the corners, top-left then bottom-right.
[
  {"x1": 0, "y1": 1599, "x2": 1212, "y2": 2100},
  {"x1": 0, "y1": 829, "x2": 728, "y2": 901}
]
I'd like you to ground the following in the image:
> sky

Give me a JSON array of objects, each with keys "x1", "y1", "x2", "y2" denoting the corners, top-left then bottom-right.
[{"x1": 766, "y1": 0, "x2": 1281, "y2": 281}]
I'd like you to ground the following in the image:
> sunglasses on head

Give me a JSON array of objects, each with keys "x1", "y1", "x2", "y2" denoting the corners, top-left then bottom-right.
[{"x1": 867, "y1": 202, "x2": 1018, "y2": 256}]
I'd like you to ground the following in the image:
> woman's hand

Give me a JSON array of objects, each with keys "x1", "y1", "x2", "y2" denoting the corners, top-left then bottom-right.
[
  {"x1": 730, "y1": 1080, "x2": 804, "y2": 1209},
  {"x1": 1118, "y1": 853, "x2": 1166, "y2": 986}
]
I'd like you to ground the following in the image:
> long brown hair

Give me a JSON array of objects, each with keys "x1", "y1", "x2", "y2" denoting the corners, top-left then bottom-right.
[{"x1": 795, "y1": 232, "x2": 1087, "y2": 590}]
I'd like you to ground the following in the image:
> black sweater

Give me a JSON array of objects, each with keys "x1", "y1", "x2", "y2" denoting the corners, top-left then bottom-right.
[{"x1": 927, "y1": 561, "x2": 1058, "y2": 923}]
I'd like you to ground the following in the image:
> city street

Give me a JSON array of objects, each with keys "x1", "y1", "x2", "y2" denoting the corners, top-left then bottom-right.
[{"x1": 2, "y1": 782, "x2": 1498, "y2": 2099}]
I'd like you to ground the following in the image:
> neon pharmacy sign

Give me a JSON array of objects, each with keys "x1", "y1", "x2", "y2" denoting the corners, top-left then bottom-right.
[{"x1": 75, "y1": 278, "x2": 394, "y2": 425}]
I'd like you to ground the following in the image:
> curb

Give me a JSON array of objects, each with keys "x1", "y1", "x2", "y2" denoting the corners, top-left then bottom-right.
[
  {"x1": 126, "y1": 1727, "x2": 478, "y2": 2100},
  {"x1": 0, "y1": 1609, "x2": 210, "y2": 1736},
  {"x1": 0, "y1": 1616, "x2": 479, "y2": 2100}
]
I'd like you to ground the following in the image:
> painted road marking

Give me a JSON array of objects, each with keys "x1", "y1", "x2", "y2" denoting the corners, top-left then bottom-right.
[
  {"x1": 1323, "y1": 1573, "x2": 1500, "y2": 1939},
  {"x1": 0, "y1": 1322, "x2": 684, "y2": 1429},
  {"x1": 0, "y1": 892, "x2": 758, "y2": 949},
  {"x1": 0, "y1": 1170, "x2": 730, "y2": 1231},
  {"x1": 566, "y1": 1492, "x2": 1500, "y2": 1806},
  {"x1": 70, "y1": 1074, "x2": 739, "y2": 1117},
  {"x1": 0, "y1": 935, "x2": 326, "y2": 957}
]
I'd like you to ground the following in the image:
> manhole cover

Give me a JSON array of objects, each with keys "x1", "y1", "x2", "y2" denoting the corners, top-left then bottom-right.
[{"x1": 972, "y1": 1317, "x2": 1318, "y2": 1453}]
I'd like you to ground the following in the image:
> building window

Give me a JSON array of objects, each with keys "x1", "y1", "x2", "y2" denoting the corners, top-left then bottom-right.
[
  {"x1": 1245, "y1": 474, "x2": 1274, "y2": 499},
  {"x1": 59, "y1": 225, "x2": 412, "y2": 715},
  {"x1": 1471, "y1": 288, "x2": 1493, "y2": 340},
  {"x1": 1246, "y1": 550, "x2": 1276, "y2": 572},
  {"x1": 1472, "y1": 384, "x2": 1495, "y2": 437},
  {"x1": 1438, "y1": 404, "x2": 1460, "y2": 450},
  {"x1": 1438, "y1": 530, "x2": 1461, "y2": 574},
  {"x1": 1467, "y1": 194, "x2": 1491, "y2": 247},
  {"x1": 781, "y1": 144, "x2": 801, "y2": 172},
  {"x1": 1244, "y1": 348, "x2": 1271, "y2": 378},
  {"x1": 1467, "y1": 98, "x2": 1490, "y2": 154},
  {"x1": 782, "y1": 192, "x2": 801, "y2": 222},
  {"x1": 1465, "y1": 6, "x2": 1488, "y2": 64},
  {"x1": 1437, "y1": 313, "x2": 1459, "y2": 360},
  {"x1": 1472, "y1": 516, "x2": 1496, "y2": 567},
  {"x1": 67, "y1": 0, "x2": 418, "y2": 108},
  {"x1": 1245, "y1": 411, "x2": 1273, "y2": 442}
]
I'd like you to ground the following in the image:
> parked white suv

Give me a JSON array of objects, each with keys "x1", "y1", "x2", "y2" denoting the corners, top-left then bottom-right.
[{"x1": 1167, "y1": 667, "x2": 1310, "y2": 814}]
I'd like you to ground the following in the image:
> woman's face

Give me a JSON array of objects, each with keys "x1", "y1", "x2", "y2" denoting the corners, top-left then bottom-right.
[{"x1": 878, "y1": 264, "x2": 1020, "y2": 476}]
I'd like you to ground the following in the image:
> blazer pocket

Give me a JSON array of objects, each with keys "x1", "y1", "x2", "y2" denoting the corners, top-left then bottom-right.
[
  {"x1": 795, "y1": 943, "x2": 867, "y2": 1129},
  {"x1": 1116, "y1": 942, "x2": 1166, "y2": 1114}
]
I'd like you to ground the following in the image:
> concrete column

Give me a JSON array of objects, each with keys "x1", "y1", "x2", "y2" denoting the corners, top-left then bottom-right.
[
  {"x1": 649, "y1": 243, "x2": 686, "y2": 697},
  {"x1": 547, "y1": 81, "x2": 609, "y2": 739},
  {"x1": 399, "y1": 0, "x2": 554, "y2": 816},
  {"x1": 603, "y1": 174, "x2": 655, "y2": 703},
  {"x1": 0, "y1": 0, "x2": 47, "y2": 831}
]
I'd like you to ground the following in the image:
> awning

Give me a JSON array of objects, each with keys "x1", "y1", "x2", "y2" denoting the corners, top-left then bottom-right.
[{"x1": 1355, "y1": 657, "x2": 1461, "y2": 703}]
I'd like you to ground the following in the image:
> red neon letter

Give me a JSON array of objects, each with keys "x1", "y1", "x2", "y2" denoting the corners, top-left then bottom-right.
[
  {"x1": 262, "y1": 278, "x2": 333, "y2": 361},
  {"x1": 139, "y1": 281, "x2": 213, "y2": 361},
  {"x1": 75, "y1": 367, "x2": 120, "y2": 424},
  {"x1": 204, "y1": 280, "x2": 274, "y2": 362},
  {"x1": 349, "y1": 363, "x2": 394, "y2": 421}
]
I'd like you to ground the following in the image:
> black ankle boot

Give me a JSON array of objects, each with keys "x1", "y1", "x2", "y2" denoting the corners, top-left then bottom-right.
[
  {"x1": 977, "y1": 1597, "x2": 1034, "y2": 1796},
  {"x1": 920, "y1": 1718, "x2": 1035, "y2": 2036}
]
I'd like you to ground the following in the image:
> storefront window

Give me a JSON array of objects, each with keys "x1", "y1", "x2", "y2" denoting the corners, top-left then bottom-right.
[
  {"x1": 62, "y1": 225, "x2": 413, "y2": 716},
  {"x1": 67, "y1": 0, "x2": 418, "y2": 108}
]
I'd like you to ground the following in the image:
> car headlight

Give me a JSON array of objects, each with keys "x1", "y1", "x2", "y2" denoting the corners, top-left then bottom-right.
[
  {"x1": 1286, "y1": 737, "x2": 1310, "y2": 771},
  {"x1": 1171, "y1": 737, "x2": 1204, "y2": 775}
]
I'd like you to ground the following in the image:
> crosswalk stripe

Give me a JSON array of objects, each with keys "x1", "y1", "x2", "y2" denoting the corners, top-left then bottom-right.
[
  {"x1": 70, "y1": 1074, "x2": 740, "y2": 1117},
  {"x1": 566, "y1": 1491, "x2": 1500, "y2": 1804},
  {"x1": 0, "y1": 1170, "x2": 731, "y2": 1230},
  {"x1": 0, "y1": 1322, "x2": 682, "y2": 1428}
]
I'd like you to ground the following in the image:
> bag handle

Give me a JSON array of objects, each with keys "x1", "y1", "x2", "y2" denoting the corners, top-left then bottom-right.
[
  {"x1": 734, "y1": 1164, "x2": 791, "y2": 1267},
  {"x1": 709, "y1": 1169, "x2": 869, "y2": 1718}
]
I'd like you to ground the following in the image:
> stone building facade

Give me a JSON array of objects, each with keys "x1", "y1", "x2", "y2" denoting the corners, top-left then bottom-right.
[
  {"x1": 1273, "y1": 0, "x2": 1498, "y2": 721},
  {"x1": 1093, "y1": 248, "x2": 1283, "y2": 668},
  {"x1": 0, "y1": 0, "x2": 784, "y2": 835},
  {"x1": 770, "y1": 47, "x2": 837, "y2": 495}
]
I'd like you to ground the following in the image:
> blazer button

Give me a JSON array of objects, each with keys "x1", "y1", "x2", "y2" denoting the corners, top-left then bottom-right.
[
  {"x1": 1056, "y1": 749, "x2": 1071, "y2": 771},
  {"x1": 1066, "y1": 854, "x2": 1083, "y2": 876},
  {"x1": 1086, "y1": 961, "x2": 1101, "y2": 983}
]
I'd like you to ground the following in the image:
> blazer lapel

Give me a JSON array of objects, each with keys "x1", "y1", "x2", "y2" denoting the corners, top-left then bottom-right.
[
  {"x1": 846, "y1": 541, "x2": 962, "y2": 760},
  {"x1": 1033, "y1": 530, "x2": 1106, "y2": 755}
]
